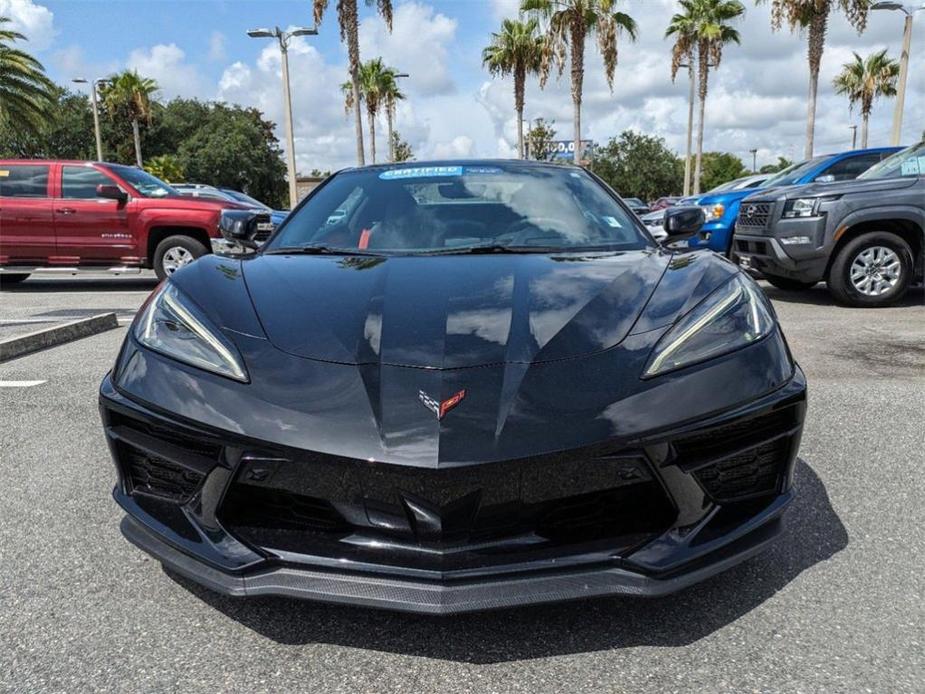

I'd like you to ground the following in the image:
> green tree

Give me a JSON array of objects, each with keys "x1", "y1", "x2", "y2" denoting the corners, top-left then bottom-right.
[
  {"x1": 0, "y1": 88, "x2": 95, "y2": 158},
  {"x1": 699, "y1": 151, "x2": 747, "y2": 191},
  {"x1": 591, "y1": 130, "x2": 684, "y2": 200},
  {"x1": 522, "y1": 0, "x2": 637, "y2": 164},
  {"x1": 101, "y1": 70, "x2": 159, "y2": 167},
  {"x1": 174, "y1": 103, "x2": 287, "y2": 208},
  {"x1": 0, "y1": 16, "x2": 56, "y2": 136},
  {"x1": 833, "y1": 50, "x2": 899, "y2": 149},
  {"x1": 144, "y1": 154, "x2": 185, "y2": 183},
  {"x1": 666, "y1": 0, "x2": 744, "y2": 195},
  {"x1": 525, "y1": 117, "x2": 557, "y2": 160},
  {"x1": 763, "y1": 0, "x2": 870, "y2": 159},
  {"x1": 314, "y1": 0, "x2": 394, "y2": 166},
  {"x1": 482, "y1": 18, "x2": 546, "y2": 159},
  {"x1": 759, "y1": 156, "x2": 792, "y2": 174},
  {"x1": 390, "y1": 131, "x2": 414, "y2": 162}
]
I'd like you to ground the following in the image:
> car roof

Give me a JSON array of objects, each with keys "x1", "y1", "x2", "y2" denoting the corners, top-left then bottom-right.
[{"x1": 339, "y1": 159, "x2": 582, "y2": 174}]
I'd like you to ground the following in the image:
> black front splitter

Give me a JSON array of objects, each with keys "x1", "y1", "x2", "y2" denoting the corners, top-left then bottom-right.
[{"x1": 121, "y1": 508, "x2": 786, "y2": 615}]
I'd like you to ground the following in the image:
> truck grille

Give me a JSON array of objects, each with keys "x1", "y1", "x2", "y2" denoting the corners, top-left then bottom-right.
[{"x1": 737, "y1": 202, "x2": 772, "y2": 229}]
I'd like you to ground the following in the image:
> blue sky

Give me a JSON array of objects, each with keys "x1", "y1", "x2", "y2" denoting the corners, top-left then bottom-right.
[{"x1": 5, "y1": 0, "x2": 923, "y2": 173}]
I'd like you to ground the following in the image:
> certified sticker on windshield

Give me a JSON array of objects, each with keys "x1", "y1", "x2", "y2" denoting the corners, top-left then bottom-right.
[
  {"x1": 380, "y1": 166, "x2": 464, "y2": 180},
  {"x1": 602, "y1": 216, "x2": 622, "y2": 228}
]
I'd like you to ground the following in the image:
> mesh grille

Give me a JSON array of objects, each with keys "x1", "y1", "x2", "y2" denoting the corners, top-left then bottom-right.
[
  {"x1": 693, "y1": 438, "x2": 788, "y2": 503},
  {"x1": 737, "y1": 202, "x2": 772, "y2": 228},
  {"x1": 124, "y1": 446, "x2": 204, "y2": 503}
]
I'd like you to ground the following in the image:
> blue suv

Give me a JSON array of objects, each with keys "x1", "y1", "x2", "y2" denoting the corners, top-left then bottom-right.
[{"x1": 680, "y1": 147, "x2": 901, "y2": 255}]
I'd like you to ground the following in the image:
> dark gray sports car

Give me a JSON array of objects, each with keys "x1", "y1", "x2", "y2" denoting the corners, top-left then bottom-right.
[{"x1": 101, "y1": 161, "x2": 806, "y2": 614}]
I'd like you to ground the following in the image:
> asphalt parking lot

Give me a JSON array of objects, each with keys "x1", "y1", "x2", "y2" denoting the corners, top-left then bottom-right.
[{"x1": 1, "y1": 273, "x2": 923, "y2": 693}]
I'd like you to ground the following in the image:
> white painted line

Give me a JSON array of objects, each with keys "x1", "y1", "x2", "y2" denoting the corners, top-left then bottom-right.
[
  {"x1": 0, "y1": 318, "x2": 59, "y2": 324},
  {"x1": 0, "y1": 380, "x2": 47, "y2": 388}
]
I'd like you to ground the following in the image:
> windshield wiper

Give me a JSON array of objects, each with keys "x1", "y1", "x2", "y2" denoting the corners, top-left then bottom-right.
[
  {"x1": 264, "y1": 244, "x2": 382, "y2": 256},
  {"x1": 427, "y1": 244, "x2": 561, "y2": 255}
]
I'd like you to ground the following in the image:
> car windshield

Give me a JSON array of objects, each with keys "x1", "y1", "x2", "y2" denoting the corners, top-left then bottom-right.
[
  {"x1": 858, "y1": 142, "x2": 925, "y2": 180},
  {"x1": 763, "y1": 156, "x2": 831, "y2": 187},
  {"x1": 265, "y1": 164, "x2": 652, "y2": 255},
  {"x1": 107, "y1": 165, "x2": 177, "y2": 198},
  {"x1": 222, "y1": 189, "x2": 270, "y2": 209}
]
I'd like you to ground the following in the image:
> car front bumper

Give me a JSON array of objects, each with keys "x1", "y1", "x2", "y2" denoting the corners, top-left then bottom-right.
[{"x1": 101, "y1": 361, "x2": 806, "y2": 615}]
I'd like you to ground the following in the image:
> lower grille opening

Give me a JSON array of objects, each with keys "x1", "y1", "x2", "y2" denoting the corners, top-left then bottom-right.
[
  {"x1": 121, "y1": 442, "x2": 205, "y2": 503},
  {"x1": 218, "y1": 453, "x2": 677, "y2": 571}
]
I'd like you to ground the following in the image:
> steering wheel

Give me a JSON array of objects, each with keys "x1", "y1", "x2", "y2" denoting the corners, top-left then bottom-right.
[{"x1": 503, "y1": 217, "x2": 574, "y2": 246}]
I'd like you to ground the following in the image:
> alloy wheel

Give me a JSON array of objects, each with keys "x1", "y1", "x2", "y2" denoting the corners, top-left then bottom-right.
[
  {"x1": 162, "y1": 246, "x2": 195, "y2": 275},
  {"x1": 849, "y1": 246, "x2": 901, "y2": 297}
]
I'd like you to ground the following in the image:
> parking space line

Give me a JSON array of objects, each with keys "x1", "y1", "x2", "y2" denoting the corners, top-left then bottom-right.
[{"x1": 0, "y1": 380, "x2": 47, "y2": 387}]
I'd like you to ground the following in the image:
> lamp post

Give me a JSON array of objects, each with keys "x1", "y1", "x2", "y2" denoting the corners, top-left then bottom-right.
[
  {"x1": 247, "y1": 26, "x2": 318, "y2": 209},
  {"x1": 388, "y1": 71, "x2": 409, "y2": 162},
  {"x1": 72, "y1": 78, "x2": 105, "y2": 161},
  {"x1": 849, "y1": 124, "x2": 858, "y2": 149},
  {"x1": 872, "y1": 2, "x2": 924, "y2": 145},
  {"x1": 749, "y1": 148, "x2": 758, "y2": 173}
]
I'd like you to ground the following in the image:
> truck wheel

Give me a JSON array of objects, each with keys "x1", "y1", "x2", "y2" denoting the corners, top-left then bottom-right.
[
  {"x1": 0, "y1": 273, "x2": 31, "y2": 286},
  {"x1": 763, "y1": 275, "x2": 817, "y2": 291},
  {"x1": 153, "y1": 236, "x2": 208, "y2": 280},
  {"x1": 828, "y1": 232, "x2": 913, "y2": 307}
]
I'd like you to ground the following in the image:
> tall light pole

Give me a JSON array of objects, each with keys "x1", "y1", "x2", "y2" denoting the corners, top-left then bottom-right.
[
  {"x1": 72, "y1": 78, "x2": 104, "y2": 161},
  {"x1": 247, "y1": 26, "x2": 317, "y2": 209},
  {"x1": 388, "y1": 71, "x2": 409, "y2": 162},
  {"x1": 849, "y1": 124, "x2": 858, "y2": 149},
  {"x1": 749, "y1": 148, "x2": 758, "y2": 173},
  {"x1": 872, "y1": 2, "x2": 924, "y2": 145}
]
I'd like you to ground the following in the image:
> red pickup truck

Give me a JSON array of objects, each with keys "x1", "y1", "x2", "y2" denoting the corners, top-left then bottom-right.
[{"x1": 0, "y1": 159, "x2": 250, "y2": 281}]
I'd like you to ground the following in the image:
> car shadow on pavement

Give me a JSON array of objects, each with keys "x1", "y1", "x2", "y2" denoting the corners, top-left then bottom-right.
[
  {"x1": 0, "y1": 278, "x2": 159, "y2": 293},
  {"x1": 167, "y1": 458, "x2": 847, "y2": 664},
  {"x1": 760, "y1": 283, "x2": 925, "y2": 308}
]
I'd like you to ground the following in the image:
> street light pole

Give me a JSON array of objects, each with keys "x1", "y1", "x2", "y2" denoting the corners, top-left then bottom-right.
[
  {"x1": 72, "y1": 78, "x2": 104, "y2": 161},
  {"x1": 849, "y1": 125, "x2": 858, "y2": 149},
  {"x1": 749, "y1": 148, "x2": 758, "y2": 173},
  {"x1": 872, "y1": 2, "x2": 924, "y2": 145},
  {"x1": 247, "y1": 26, "x2": 318, "y2": 209}
]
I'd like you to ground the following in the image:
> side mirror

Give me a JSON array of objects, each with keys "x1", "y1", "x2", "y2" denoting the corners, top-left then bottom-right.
[
  {"x1": 218, "y1": 209, "x2": 273, "y2": 251},
  {"x1": 97, "y1": 184, "x2": 127, "y2": 202},
  {"x1": 662, "y1": 206, "x2": 705, "y2": 242}
]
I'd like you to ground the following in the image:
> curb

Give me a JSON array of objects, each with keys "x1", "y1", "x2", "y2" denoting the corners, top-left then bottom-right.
[{"x1": 0, "y1": 312, "x2": 120, "y2": 363}]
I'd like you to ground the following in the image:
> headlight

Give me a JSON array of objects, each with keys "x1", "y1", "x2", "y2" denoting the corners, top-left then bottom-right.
[
  {"x1": 643, "y1": 275, "x2": 775, "y2": 377},
  {"x1": 699, "y1": 203, "x2": 725, "y2": 221},
  {"x1": 135, "y1": 283, "x2": 248, "y2": 382},
  {"x1": 782, "y1": 198, "x2": 818, "y2": 218}
]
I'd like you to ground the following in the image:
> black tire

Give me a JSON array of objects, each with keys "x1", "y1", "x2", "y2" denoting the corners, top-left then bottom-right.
[
  {"x1": 0, "y1": 273, "x2": 30, "y2": 286},
  {"x1": 153, "y1": 235, "x2": 208, "y2": 281},
  {"x1": 827, "y1": 231, "x2": 913, "y2": 307},
  {"x1": 764, "y1": 275, "x2": 817, "y2": 291}
]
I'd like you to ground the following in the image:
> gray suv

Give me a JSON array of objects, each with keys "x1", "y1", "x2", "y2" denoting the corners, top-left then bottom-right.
[{"x1": 734, "y1": 142, "x2": 924, "y2": 307}]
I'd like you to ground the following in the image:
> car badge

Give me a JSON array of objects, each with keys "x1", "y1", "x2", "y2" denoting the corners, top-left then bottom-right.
[
  {"x1": 745, "y1": 205, "x2": 756, "y2": 218},
  {"x1": 419, "y1": 389, "x2": 467, "y2": 420}
]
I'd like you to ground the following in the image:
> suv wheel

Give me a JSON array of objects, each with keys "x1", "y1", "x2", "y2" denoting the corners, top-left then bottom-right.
[
  {"x1": 0, "y1": 273, "x2": 31, "y2": 286},
  {"x1": 828, "y1": 232, "x2": 913, "y2": 307},
  {"x1": 764, "y1": 275, "x2": 817, "y2": 291},
  {"x1": 153, "y1": 235, "x2": 208, "y2": 280}
]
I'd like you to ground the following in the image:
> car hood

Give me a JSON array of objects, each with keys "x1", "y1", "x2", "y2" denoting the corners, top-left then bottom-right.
[
  {"x1": 239, "y1": 249, "x2": 671, "y2": 369},
  {"x1": 745, "y1": 176, "x2": 921, "y2": 201}
]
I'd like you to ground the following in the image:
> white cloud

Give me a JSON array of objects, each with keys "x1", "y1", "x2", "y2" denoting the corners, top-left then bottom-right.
[
  {"x1": 0, "y1": 0, "x2": 55, "y2": 50},
  {"x1": 127, "y1": 43, "x2": 207, "y2": 100},
  {"x1": 208, "y1": 31, "x2": 227, "y2": 62},
  {"x1": 431, "y1": 135, "x2": 474, "y2": 158},
  {"x1": 359, "y1": 2, "x2": 458, "y2": 97}
]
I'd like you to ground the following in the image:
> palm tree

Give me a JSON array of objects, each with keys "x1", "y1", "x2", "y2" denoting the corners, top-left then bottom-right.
[
  {"x1": 314, "y1": 0, "x2": 393, "y2": 166},
  {"x1": 833, "y1": 50, "x2": 899, "y2": 149},
  {"x1": 482, "y1": 18, "x2": 546, "y2": 159},
  {"x1": 666, "y1": 0, "x2": 744, "y2": 195},
  {"x1": 341, "y1": 58, "x2": 396, "y2": 164},
  {"x1": 380, "y1": 68, "x2": 405, "y2": 162},
  {"x1": 101, "y1": 70, "x2": 158, "y2": 167},
  {"x1": 764, "y1": 0, "x2": 869, "y2": 159},
  {"x1": 521, "y1": 0, "x2": 637, "y2": 164},
  {"x1": 0, "y1": 16, "x2": 56, "y2": 136}
]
